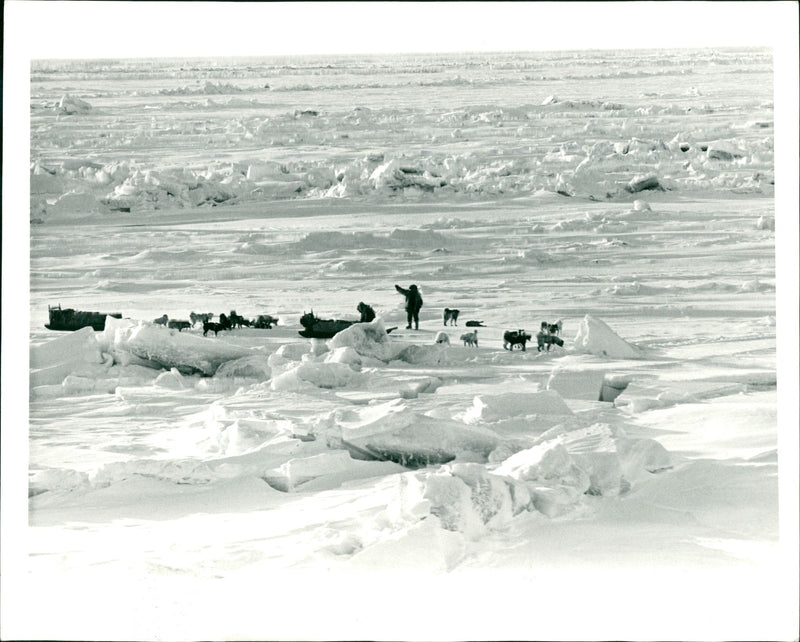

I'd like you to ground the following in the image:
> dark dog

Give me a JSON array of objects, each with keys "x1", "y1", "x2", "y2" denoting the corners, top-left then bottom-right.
[
  {"x1": 253, "y1": 314, "x2": 278, "y2": 329},
  {"x1": 540, "y1": 320, "x2": 563, "y2": 336},
  {"x1": 503, "y1": 329, "x2": 532, "y2": 351},
  {"x1": 357, "y1": 302, "x2": 376, "y2": 323},
  {"x1": 537, "y1": 331, "x2": 564, "y2": 352},
  {"x1": 443, "y1": 308, "x2": 460, "y2": 326},
  {"x1": 229, "y1": 310, "x2": 248, "y2": 329},
  {"x1": 168, "y1": 320, "x2": 191, "y2": 332},
  {"x1": 219, "y1": 313, "x2": 232, "y2": 330},
  {"x1": 465, "y1": 320, "x2": 485, "y2": 327},
  {"x1": 203, "y1": 321, "x2": 228, "y2": 336},
  {"x1": 153, "y1": 314, "x2": 168, "y2": 326}
]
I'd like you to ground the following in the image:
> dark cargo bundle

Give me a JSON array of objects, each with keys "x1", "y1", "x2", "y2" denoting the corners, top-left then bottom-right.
[
  {"x1": 298, "y1": 310, "x2": 354, "y2": 339},
  {"x1": 46, "y1": 305, "x2": 122, "y2": 331}
]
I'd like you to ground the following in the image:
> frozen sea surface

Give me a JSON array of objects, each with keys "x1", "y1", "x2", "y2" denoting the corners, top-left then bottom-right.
[{"x1": 17, "y1": 48, "x2": 794, "y2": 640}]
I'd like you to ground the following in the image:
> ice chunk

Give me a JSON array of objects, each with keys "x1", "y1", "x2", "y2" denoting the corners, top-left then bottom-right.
[
  {"x1": 571, "y1": 451, "x2": 628, "y2": 496},
  {"x1": 154, "y1": 368, "x2": 187, "y2": 389},
  {"x1": 614, "y1": 380, "x2": 744, "y2": 413},
  {"x1": 419, "y1": 472, "x2": 482, "y2": 536},
  {"x1": 115, "y1": 322, "x2": 253, "y2": 375},
  {"x1": 573, "y1": 315, "x2": 641, "y2": 359},
  {"x1": 616, "y1": 437, "x2": 673, "y2": 478},
  {"x1": 214, "y1": 355, "x2": 272, "y2": 380},
  {"x1": 271, "y1": 360, "x2": 358, "y2": 391},
  {"x1": 99, "y1": 315, "x2": 138, "y2": 350},
  {"x1": 30, "y1": 326, "x2": 106, "y2": 387},
  {"x1": 399, "y1": 376, "x2": 442, "y2": 399},
  {"x1": 217, "y1": 418, "x2": 292, "y2": 456},
  {"x1": 275, "y1": 342, "x2": 311, "y2": 361},
  {"x1": 593, "y1": 373, "x2": 634, "y2": 402},
  {"x1": 29, "y1": 468, "x2": 89, "y2": 496},
  {"x1": 464, "y1": 390, "x2": 573, "y2": 423},
  {"x1": 295, "y1": 361, "x2": 359, "y2": 388},
  {"x1": 494, "y1": 441, "x2": 591, "y2": 517},
  {"x1": 340, "y1": 400, "x2": 499, "y2": 468},
  {"x1": 625, "y1": 174, "x2": 662, "y2": 193},
  {"x1": 262, "y1": 452, "x2": 388, "y2": 492},
  {"x1": 47, "y1": 190, "x2": 104, "y2": 216},
  {"x1": 394, "y1": 344, "x2": 453, "y2": 366},
  {"x1": 756, "y1": 216, "x2": 775, "y2": 230},
  {"x1": 324, "y1": 346, "x2": 362, "y2": 369},
  {"x1": 389, "y1": 465, "x2": 525, "y2": 538},
  {"x1": 547, "y1": 368, "x2": 609, "y2": 400},
  {"x1": 246, "y1": 161, "x2": 285, "y2": 181},
  {"x1": 58, "y1": 94, "x2": 92, "y2": 114},
  {"x1": 329, "y1": 319, "x2": 404, "y2": 362}
]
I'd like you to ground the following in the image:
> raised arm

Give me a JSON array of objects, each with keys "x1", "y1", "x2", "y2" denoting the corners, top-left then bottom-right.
[{"x1": 395, "y1": 284, "x2": 408, "y2": 296}]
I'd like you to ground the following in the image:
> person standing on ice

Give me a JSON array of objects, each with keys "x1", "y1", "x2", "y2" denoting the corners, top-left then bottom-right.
[{"x1": 395, "y1": 283, "x2": 423, "y2": 330}]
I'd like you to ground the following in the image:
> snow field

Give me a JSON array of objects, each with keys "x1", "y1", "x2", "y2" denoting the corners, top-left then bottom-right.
[{"x1": 16, "y1": 44, "x2": 794, "y2": 641}]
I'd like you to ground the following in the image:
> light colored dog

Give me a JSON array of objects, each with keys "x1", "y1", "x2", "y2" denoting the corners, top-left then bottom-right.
[
  {"x1": 460, "y1": 330, "x2": 478, "y2": 347},
  {"x1": 190, "y1": 312, "x2": 212, "y2": 326},
  {"x1": 541, "y1": 320, "x2": 563, "y2": 336},
  {"x1": 434, "y1": 331, "x2": 450, "y2": 345},
  {"x1": 443, "y1": 308, "x2": 460, "y2": 326}
]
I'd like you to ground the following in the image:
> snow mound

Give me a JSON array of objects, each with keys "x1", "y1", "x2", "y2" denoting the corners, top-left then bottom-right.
[{"x1": 573, "y1": 315, "x2": 641, "y2": 359}]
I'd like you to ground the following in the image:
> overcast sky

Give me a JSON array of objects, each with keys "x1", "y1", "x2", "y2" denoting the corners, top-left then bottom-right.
[{"x1": 5, "y1": 1, "x2": 794, "y2": 59}]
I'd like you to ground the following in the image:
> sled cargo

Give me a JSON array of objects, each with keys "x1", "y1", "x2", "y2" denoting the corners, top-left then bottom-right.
[
  {"x1": 45, "y1": 305, "x2": 122, "y2": 331},
  {"x1": 298, "y1": 320, "x2": 355, "y2": 339}
]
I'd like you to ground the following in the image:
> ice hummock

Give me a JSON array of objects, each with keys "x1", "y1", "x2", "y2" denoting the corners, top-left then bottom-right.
[
  {"x1": 115, "y1": 322, "x2": 254, "y2": 375},
  {"x1": 573, "y1": 315, "x2": 642, "y2": 359}
]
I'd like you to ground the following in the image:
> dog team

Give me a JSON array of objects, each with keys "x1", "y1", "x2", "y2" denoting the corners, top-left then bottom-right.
[
  {"x1": 152, "y1": 283, "x2": 564, "y2": 352},
  {"x1": 153, "y1": 310, "x2": 279, "y2": 335}
]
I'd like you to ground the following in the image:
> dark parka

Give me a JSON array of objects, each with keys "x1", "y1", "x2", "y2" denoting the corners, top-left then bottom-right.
[{"x1": 395, "y1": 284, "x2": 423, "y2": 313}]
